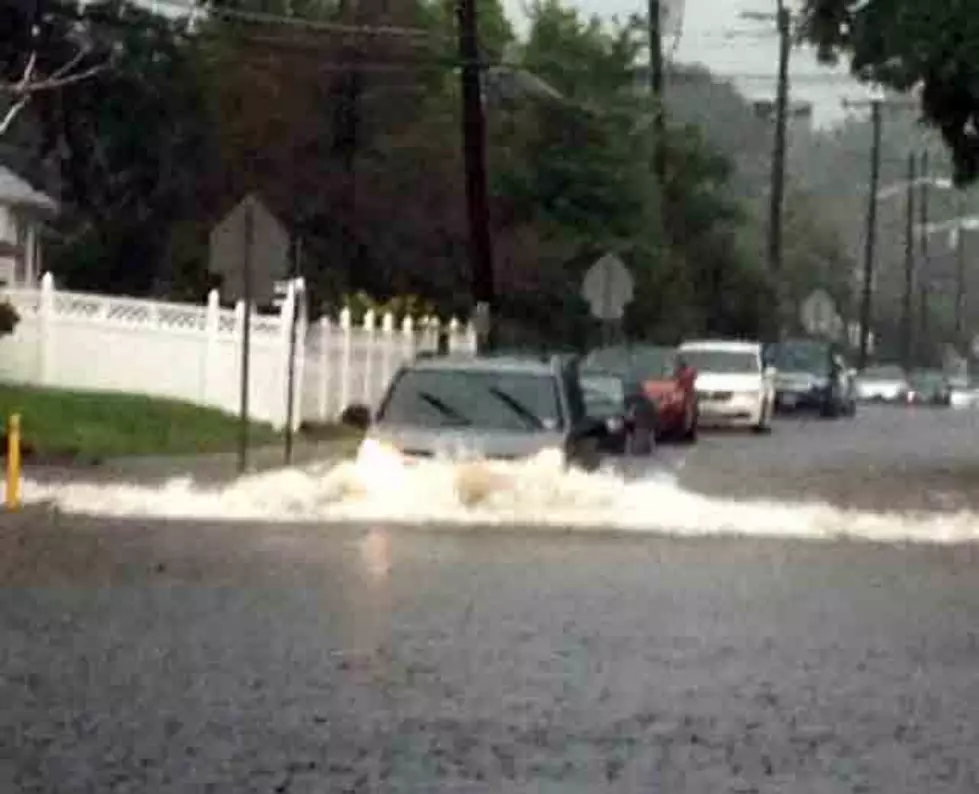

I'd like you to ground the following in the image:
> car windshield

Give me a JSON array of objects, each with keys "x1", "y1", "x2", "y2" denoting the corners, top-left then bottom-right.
[
  {"x1": 581, "y1": 373, "x2": 624, "y2": 418},
  {"x1": 772, "y1": 341, "x2": 829, "y2": 375},
  {"x1": 585, "y1": 345, "x2": 676, "y2": 379},
  {"x1": 861, "y1": 366, "x2": 905, "y2": 381},
  {"x1": 377, "y1": 367, "x2": 564, "y2": 432},
  {"x1": 680, "y1": 348, "x2": 759, "y2": 374}
]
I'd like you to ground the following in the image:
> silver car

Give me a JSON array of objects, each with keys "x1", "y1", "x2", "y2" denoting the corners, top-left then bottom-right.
[
  {"x1": 854, "y1": 365, "x2": 910, "y2": 403},
  {"x1": 339, "y1": 354, "x2": 620, "y2": 470}
]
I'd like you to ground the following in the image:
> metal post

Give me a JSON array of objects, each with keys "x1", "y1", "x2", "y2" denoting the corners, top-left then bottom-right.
[
  {"x1": 237, "y1": 200, "x2": 254, "y2": 474},
  {"x1": 955, "y1": 199, "x2": 967, "y2": 340},
  {"x1": 284, "y1": 240, "x2": 302, "y2": 466},
  {"x1": 5, "y1": 413, "x2": 21, "y2": 511},
  {"x1": 918, "y1": 150, "x2": 930, "y2": 366},
  {"x1": 857, "y1": 100, "x2": 882, "y2": 370},
  {"x1": 456, "y1": 0, "x2": 495, "y2": 352},
  {"x1": 901, "y1": 151, "x2": 916, "y2": 373}
]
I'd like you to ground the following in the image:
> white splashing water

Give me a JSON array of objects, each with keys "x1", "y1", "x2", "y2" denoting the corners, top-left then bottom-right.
[{"x1": 16, "y1": 448, "x2": 979, "y2": 544}]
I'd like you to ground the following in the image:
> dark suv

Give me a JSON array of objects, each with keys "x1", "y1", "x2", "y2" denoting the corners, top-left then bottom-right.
[
  {"x1": 770, "y1": 338, "x2": 856, "y2": 417},
  {"x1": 339, "y1": 353, "x2": 621, "y2": 470}
]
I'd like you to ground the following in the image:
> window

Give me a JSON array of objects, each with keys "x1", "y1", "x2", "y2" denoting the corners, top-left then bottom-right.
[
  {"x1": 378, "y1": 368, "x2": 564, "y2": 432},
  {"x1": 680, "y1": 349, "x2": 760, "y2": 374},
  {"x1": 772, "y1": 341, "x2": 830, "y2": 375},
  {"x1": 581, "y1": 373, "x2": 624, "y2": 418}
]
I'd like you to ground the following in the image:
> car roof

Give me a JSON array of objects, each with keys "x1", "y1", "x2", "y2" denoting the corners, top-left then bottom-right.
[
  {"x1": 407, "y1": 353, "x2": 566, "y2": 375},
  {"x1": 678, "y1": 339, "x2": 762, "y2": 352}
]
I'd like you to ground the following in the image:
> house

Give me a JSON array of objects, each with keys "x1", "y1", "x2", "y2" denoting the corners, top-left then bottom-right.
[{"x1": 0, "y1": 165, "x2": 57, "y2": 288}]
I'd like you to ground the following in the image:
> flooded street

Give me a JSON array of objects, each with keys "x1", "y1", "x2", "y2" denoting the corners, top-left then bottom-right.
[{"x1": 3, "y1": 406, "x2": 979, "y2": 792}]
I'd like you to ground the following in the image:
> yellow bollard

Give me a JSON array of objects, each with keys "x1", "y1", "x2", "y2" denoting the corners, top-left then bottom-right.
[{"x1": 6, "y1": 413, "x2": 21, "y2": 511}]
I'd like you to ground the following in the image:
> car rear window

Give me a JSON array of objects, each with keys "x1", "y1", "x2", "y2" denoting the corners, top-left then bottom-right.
[
  {"x1": 377, "y1": 368, "x2": 564, "y2": 432},
  {"x1": 679, "y1": 348, "x2": 759, "y2": 374}
]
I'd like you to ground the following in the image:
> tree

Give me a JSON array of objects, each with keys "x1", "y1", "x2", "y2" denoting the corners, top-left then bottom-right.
[
  {"x1": 17, "y1": 1, "x2": 214, "y2": 295},
  {"x1": 0, "y1": 0, "x2": 112, "y2": 136},
  {"x1": 800, "y1": 0, "x2": 979, "y2": 183}
]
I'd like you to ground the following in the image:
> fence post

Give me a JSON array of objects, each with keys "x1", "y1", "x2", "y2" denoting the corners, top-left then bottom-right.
[
  {"x1": 317, "y1": 316, "x2": 332, "y2": 422},
  {"x1": 361, "y1": 309, "x2": 376, "y2": 406},
  {"x1": 401, "y1": 315, "x2": 415, "y2": 363},
  {"x1": 448, "y1": 317, "x2": 460, "y2": 352},
  {"x1": 339, "y1": 307, "x2": 352, "y2": 415},
  {"x1": 381, "y1": 312, "x2": 395, "y2": 395},
  {"x1": 201, "y1": 288, "x2": 219, "y2": 404},
  {"x1": 465, "y1": 320, "x2": 478, "y2": 353},
  {"x1": 37, "y1": 272, "x2": 54, "y2": 385}
]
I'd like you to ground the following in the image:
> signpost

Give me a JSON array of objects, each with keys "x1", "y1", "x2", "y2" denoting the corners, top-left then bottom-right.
[{"x1": 581, "y1": 253, "x2": 634, "y2": 344}]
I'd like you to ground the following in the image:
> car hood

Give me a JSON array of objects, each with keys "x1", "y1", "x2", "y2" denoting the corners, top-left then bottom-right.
[
  {"x1": 366, "y1": 425, "x2": 567, "y2": 461},
  {"x1": 695, "y1": 372, "x2": 763, "y2": 391}
]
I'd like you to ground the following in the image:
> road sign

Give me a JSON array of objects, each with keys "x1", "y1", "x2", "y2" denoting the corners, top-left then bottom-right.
[
  {"x1": 208, "y1": 193, "x2": 289, "y2": 305},
  {"x1": 580, "y1": 253, "x2": 634, "y2": 321},
  {"x1": 800, "y1": 289, "x2": 837, "y2": 336}
]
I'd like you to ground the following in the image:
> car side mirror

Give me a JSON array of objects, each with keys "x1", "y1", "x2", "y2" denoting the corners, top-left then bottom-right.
[{"x1": 339, "y1": 403, "x2": 372, "y2": 431}]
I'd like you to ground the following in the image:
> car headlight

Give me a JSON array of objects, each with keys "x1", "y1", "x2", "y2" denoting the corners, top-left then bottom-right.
[{"x1": 356, "y1": 437, "x2": 405, "y2": 468}]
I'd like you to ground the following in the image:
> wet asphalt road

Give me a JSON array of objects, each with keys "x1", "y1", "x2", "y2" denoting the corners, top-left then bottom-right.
[{"x1": 3, "y1": 404, "x2": 979, "y2": 792}]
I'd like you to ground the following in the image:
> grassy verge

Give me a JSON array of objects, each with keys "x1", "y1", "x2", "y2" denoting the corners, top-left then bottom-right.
[{"x1": 0, "y1": 383, "x2": 284, "y2": 462}]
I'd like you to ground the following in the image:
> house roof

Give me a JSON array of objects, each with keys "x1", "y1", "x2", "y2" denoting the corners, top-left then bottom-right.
[{"x1": 0, "y1": 165, "x2": 57, "y2": 213}]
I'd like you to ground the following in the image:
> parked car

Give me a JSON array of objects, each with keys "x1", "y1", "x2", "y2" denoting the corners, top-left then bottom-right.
[
  {"x1": 339, "y1": 353, "x2": 621, "y2": 470},
  {"x1": 770, "y1": 337, "x2": 856, "y2": 417},
  {"x1": 676, "y1": 339, "x2": 775, "y2": 433},
  {"x1": 854, "y1": 365, "x2": 910, "y2": 403},
  {"x1": 583, "y1": 344, "x2": 698, "y2": 442},
  {"x1": 580, "y1": 368, "x2": 659, "y2": 455},
  {"x1": 906, "y1": 369, "x2": 952, "y2": 406},
  {"x1": 949, "y1": 376, "x2": 979, "y2": 409}
]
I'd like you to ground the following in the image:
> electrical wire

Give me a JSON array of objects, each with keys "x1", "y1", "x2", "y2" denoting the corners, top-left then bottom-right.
[{"x1": 148, "y1": 0, "x2": 449, "y2": 41}]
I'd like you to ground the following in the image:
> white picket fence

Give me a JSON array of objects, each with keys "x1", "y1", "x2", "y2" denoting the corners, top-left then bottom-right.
[{"x1": 0, "y1": 273, "x2": 476, "y2": 428}]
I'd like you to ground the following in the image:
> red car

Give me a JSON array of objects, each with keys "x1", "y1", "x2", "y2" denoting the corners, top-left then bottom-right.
[{"x1": 584, "y1": 345, "x2": 698, "y2": 443}]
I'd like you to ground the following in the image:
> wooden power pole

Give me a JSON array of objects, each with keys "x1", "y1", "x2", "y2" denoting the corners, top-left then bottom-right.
[{"x1": 456, "y1": 0, "x2": 496, "y2": 351}]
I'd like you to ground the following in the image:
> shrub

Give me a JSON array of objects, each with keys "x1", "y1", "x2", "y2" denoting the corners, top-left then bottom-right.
[{"x1": 0, "y1": 300, "x2": 19, "y2": 337}]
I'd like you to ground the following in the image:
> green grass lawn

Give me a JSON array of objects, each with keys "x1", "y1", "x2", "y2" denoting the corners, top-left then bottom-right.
[{"x1": 0, "y1": 383, "x2": 285, "y2": 461}]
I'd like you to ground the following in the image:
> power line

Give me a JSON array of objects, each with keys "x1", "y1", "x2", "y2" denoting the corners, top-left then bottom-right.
[{"x1": 149, "y1": 0, "x2": 443, "y2": 41}]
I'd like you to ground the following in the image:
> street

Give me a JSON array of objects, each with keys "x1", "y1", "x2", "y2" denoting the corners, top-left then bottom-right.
[{"x1": 3, "y1": 406, "x2": 979, "y2": 792}]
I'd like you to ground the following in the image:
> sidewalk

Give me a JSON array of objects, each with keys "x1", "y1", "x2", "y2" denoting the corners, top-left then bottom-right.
[{"x1": 24, "y1": 436, "x2": 360, "y2": 487}]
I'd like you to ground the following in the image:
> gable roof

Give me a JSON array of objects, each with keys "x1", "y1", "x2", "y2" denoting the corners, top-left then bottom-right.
[{"x1": 0, "y1": 165, "x2": 57, "y2": 213}]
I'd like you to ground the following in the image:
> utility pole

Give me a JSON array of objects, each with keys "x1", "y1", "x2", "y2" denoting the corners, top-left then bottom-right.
[
  {"x1": 856, "y1": 99, "x2": 882, "y2": 370},
  {"x1": 647, "y1": 0, "x2": 666, "y2": 193},
  {"x1": 456, "y1": 0, "x2": 496, "y2": 352},
  {"x1": 918, "y1": 150, "x2": 930, "y2": 365},
  {"x1": 901, "y1": 151, "x2": 916, "y2": 373},
  {"x1": 768, "y1": 0, "x2": 790, "y2": 286}
]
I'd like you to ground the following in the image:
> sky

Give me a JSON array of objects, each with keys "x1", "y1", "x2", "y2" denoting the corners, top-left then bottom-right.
[{"x1": 501, "y1": 0, "x2": 883, "y2": 128}]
